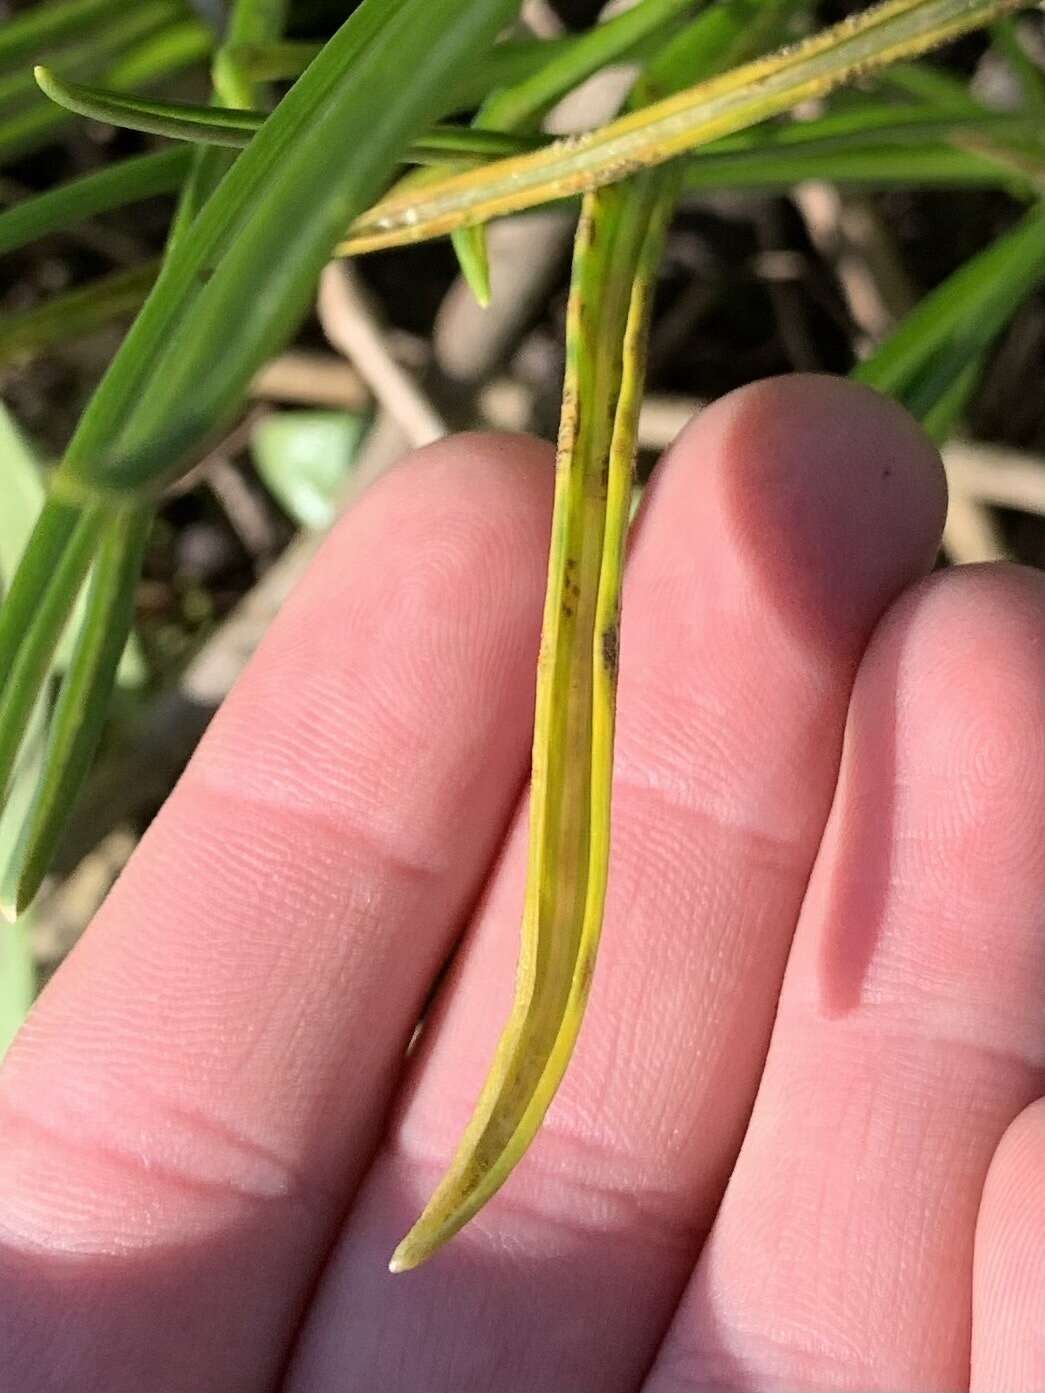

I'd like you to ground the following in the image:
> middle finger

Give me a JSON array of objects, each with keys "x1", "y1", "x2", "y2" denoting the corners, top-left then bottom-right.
[{"x1": 289, "y1": 377, "x2": 946, "y2": 1392}]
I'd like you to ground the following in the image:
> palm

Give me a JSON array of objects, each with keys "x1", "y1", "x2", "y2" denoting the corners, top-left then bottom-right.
[{"x1": 1, "y1": 378, "x2": 1040, "y2": 1393}]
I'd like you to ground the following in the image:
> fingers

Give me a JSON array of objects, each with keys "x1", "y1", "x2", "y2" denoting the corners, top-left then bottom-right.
[
  {"x1": 0, "y1": 435, "x2": 553, "y2": 1392},
  {"x1": 972, "y1": 1099, "x2": 1044, "y2": 1393},
  {"x1": 287, "y1": 378, "x2": 946, "y2": 1393},
  {"x1": 650, "y1": 564, "x2": 1043, "y2": 1393}
]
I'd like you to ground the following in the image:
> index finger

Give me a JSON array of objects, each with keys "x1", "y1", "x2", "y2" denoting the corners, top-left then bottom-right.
[{"x1": 0, "y1": 433, "x2": 552, "y2": 1393}]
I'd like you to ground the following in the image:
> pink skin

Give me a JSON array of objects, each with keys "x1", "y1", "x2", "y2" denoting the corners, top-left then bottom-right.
[{"x1": 0, "y1": 377, "x2": 1039, "y2": 1393}]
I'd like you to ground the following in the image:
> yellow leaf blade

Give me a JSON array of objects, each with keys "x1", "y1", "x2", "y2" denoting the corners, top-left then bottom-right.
[
  {"x1": 341, "y1": 0, "x2": 1028, "y2": 255},
  {"x1": 390, "y1": 169, "x2": 676, "y2": 1273}
]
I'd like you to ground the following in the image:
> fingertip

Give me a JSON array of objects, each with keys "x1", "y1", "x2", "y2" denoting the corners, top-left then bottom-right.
[
  {"x1": 0, "y1": 428, "x2": 561, "y2": 1393},
  {"x1": 656, "y1": 374, "x2": 947, "y2": 656},
  {"x1": 813, "y1": 560, "x2": 1043, "y2": 1025},
  {"x1": 973, "y1": 1099, "x2": 1045, "y2": 1392},
  {"x1": 981, "y1": 1097, "x2": 1044, "y2": 1209},
  {"x1": 374, "y1": 428, "x2": 553, "y2": 500}
]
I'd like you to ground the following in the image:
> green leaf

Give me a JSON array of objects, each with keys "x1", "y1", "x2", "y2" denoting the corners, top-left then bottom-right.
[
  {"x1": 219, "y1": 38, "x2": 321, "y2": 85},
  {"x1": 0, "y1": 407, "x2": 45, "y2": 589},
  {"x1": 0, "y1": 14, "x2": 212, "y2": 163},
  {"x1": 53, "y1": 0, "x2": 522, "y2": 497},
  {"x1": 0, "y1": 899, "x2": 35, "y2": 1056},
  {"x1": 853, "y1": 203, "x2": 1044, "y2": 409},
  {"x1": 33, "y1": 70, "x2": 543, "y2": 158},
  {"x1": 0, "y1": 148, "x2": 190, "y2": 258},
  {"x1": 392, "y1": 168, "x2": 678, "y2": 1273},
  {"x1": 883, "y1": 57, "x2": 988, "y2": 108},
  {"x1": 918, "y1": 357, "x2": 981, "y2": 441},
  {"x1": 213, "y1": 0, "x2": 289, "y2": 110},
  {"x1": 445, "y1": 0, "x2": 699, "y2": 301},
  {"x1": 3, "y1": 507, "x2": 152, "y2": 919},
  {"x1": 684, "y1": 134, "x2": 1038, "y2": 189},
  {"x1": 0, "y1": 0, "x2": 139, "y2": 74},
  {"x1": 391, "y1": 0, "x2": 804, "y2": 1271},
  {"x1": 343, "y1": 0, "x2": 1033, "y2": 255},
  {"x1": 0, "y1": 504, "x2": 102, "y2": 870},
  {"x1": 250, "y1": 409, "x2": 369, "y2": 530},
  {"x1": 631, "y1": 0, "x2": 807, "y2": 105},
  {"x1": 0, "y1": 262, "x2": 159, "y2": 369},
  {"x1": 0, "y1": 0, "x2": 523, "y2": 914},
  {"x1": 33, "y1": 64, "x2": 275, "y2": 143},
  {"x1": 701, "y1": 100, "x2": 1038, "y2": 148},
  {"x1": 990, "y1": 15, "x2": 1045, "y2": 115},
  {"x1": 480, "y1": 0, "x2": 699, "y2": 132},
  {"x1": 166, "y1": 0, "x2": 289, "y2": 257},
  {"x1": 0, "y1": 690, "x2": 41, "y2": 1046},
  {"x1": 0, "y1": 409, "x2": 49, "y2": 1042},
  {"x1": 0, "y1": 405, "x2": 146, "y2": 681},
  {"x1": 0, "y1": 0, "x2": 185, "y2": 112},
  {"x1": 100, "y1": 15, "x2": 212, "y2": 87},
  {"x1": 226, "y1": 29, "x2": 665, "y2": 111},
  {"x1": 683, "y1": 101, "x2": 1041, "y2": 192}
]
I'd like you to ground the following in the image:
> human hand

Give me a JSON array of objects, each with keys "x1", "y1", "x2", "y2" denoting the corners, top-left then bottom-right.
[{"x1": 1, "y1": 377, "x2": 1040, "y2": 1393}]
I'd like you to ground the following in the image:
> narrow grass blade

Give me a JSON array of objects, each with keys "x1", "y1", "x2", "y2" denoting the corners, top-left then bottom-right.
[
  {"x1": 0, "y1": 892, "x2": 35, "y2": 1053},
  {"x1": 0, "y1": 0, "x2": 137, "y2": 73},
  {"x1": 341, "y1": 0, "x2": 1032, "y2": 255},
  {"x1": 853, "y1": 206, "x2": 1042, "y2": 447},
  {"x1": 99, "y1": 16, "x2": 212, "y2": 87},
  {"x1": 0, "y1": 410, "x2": 52, "y2": 1036},
  {"x1": 165, "y1": 0, "x2": 289, "y2": 258},
  {"x1": 0, "y1": 407, "x2": 46, "y2": 586},
  {"x1": 34, "y1": 66, "x2": 270, "y2": 143},
  {"x1": 0, "y1": 149, "x2": 189, "y2": 258},
  {"x1": 455, "y1": 0, "x2": 802, "y2": 298},
  {"x1": 3, "y1": 508, "x2": 152, "y2": 919},
  {"x1": 699, "y1": 102, "x2": 1038, "y2": 148},
  {"x1": 0, "y1": 506, "x2": 104, "y2": 814},
  {"x1": 632, "y1": 0, "x2": 807, "y2": 104},
  {"x1": 853, "y1": 203, "x2": 1044, "y2": 401},
  {"x1": 0, "y1": 0, "x2": 283, "y2": 918},
  {"x1": 391, "y1": 171, "x2": 675, "y2": 1272},
  {"x1": 918, "y1": 358, "x2": 981, "y2": 441},
  {"x1": 683, "y1": 104, "x2": 1041, "y2": 193},
  {"x1": 50, "y1": 0, "x2": 521, "y2": 497},
  {"x1": 0, "y1": 500, "x2": 79, "y2": 694},
  {"x1": 447, "y1": 0, "x2": 696, "y2": 302},
  {"x1": 0, "y1": 262, "x2": 159, "y2": 368},
  {"x1": 0, "y1": 0, "x2": 524, "y2": 909},
  {"x1": 0, "y1": 688, "x2": 43, "y2": 1043},
  {"x1": 393, "y1": 0, "x2": 812, "y2": 1270},
  {"x1": 480, "y1": 0, "x2": 698, "y2": 132},
  {"x1": 0, "y1": 0, "x2": 185, "y2": 112},
  {"x1": 450, "y1": 227, "x2": 493, "y2": 305},
  {"x1": 33, "y1": 70, "x2": 543, "y2": 159},
  {"x1": 221, "y1": 38, "x2": 322, "y2": 83},
  {"x1": 212, "y1": 0, "x2": 289, "y2": 110},
  {"x1": 223, "y1": 27, "x2": 677, "y2": 110},
  {"x1": 684, "y1": 136, "x2": 1039, "y2": 190},
  {"x1": 990, "y1": 15, "x2": 1045, "y2": 115},
  {"x1": 0, "y1": 17, "x2": 212, "y2": 163},
  {"x1": 883, "y1": 57, "x2": 988, "y2": 107}
]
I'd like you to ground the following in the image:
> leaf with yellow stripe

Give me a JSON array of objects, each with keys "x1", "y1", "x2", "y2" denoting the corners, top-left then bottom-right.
[{"x1": 391, "y1": 169, "x2": 674, "y2": 1272}]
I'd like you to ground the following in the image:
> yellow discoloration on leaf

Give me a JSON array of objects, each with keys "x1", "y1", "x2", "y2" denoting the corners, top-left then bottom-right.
[
  {"x1": 340, "y1": 0, "x2": 1027, "y2": 256},
  {"x1": 389, "y1": 169, "x2": 676, "y2": 1274}
]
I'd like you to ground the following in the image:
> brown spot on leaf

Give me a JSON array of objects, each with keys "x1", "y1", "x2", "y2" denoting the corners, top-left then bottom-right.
[
  {"x1": 576, "y1": 950, "x2": 595, "y2": 999},
  {"x1": 601, "y1": 621, "x2": 619, "y2": 679}
]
